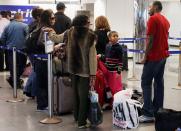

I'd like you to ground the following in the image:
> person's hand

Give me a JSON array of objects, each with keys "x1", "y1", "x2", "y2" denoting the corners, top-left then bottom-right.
[
  {"x1": 54, "y1": 44, "x2": 61, "y2": 51},
  {"x1": 97, "y1": 54, "x2": 101, "y2": 58},
  {"x1": 90, "y1": 75, "x2": 96, "y2": 87},
  {"x1": 140, "y1": 56, "x2": 147, "y2": 64},
  {"x1": 42, "y1": 27, "x2": 55, "y2": 33}
]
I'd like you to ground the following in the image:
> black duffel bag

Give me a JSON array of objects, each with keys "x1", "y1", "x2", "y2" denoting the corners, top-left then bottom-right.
[{"x1": 155, "y1": 108, "x2": 181, "y2": 131}]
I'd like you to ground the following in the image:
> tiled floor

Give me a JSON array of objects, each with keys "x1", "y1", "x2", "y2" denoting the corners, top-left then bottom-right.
[{"x1": 0, "y1": 54, "x2": 180, "y2": 131}]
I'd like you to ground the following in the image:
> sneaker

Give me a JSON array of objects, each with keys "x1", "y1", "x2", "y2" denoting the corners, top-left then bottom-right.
[
  {"x1": 139, "y1": 115, "x2": 155, "y2": 123},
  {"x1": 78, "y1": 123, "x2": 91, "y2": 129}
]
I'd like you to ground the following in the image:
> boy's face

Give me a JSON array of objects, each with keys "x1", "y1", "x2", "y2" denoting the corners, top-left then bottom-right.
[{"x1": 109, "y1": 33, "x2": 119, "y2": 44}]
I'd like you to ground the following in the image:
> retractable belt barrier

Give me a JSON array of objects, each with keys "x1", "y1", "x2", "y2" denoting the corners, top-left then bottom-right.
[{"x1": 118, "y1": 37, "x2": 181, "y2": 55}]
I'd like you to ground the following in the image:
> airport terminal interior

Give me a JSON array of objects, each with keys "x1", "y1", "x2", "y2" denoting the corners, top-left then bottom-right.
[{"x1": 0, "y1": 0, "x2": 181, "y2": 131}]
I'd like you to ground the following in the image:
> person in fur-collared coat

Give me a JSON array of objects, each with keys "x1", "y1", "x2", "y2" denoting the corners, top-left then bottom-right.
[{"x1": 46, "y1": 15, "x2": 97, "y2": 129}]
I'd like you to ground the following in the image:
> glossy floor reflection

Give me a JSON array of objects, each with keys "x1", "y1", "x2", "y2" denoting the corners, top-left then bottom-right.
[{"x1": 0, "y1": 55, "x2": 180, "y2": 131}]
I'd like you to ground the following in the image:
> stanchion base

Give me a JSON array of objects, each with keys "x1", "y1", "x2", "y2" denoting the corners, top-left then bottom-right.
[
  {"x1": 40, "y1": 117, "x2": 62, "y2": 124},
  {"x1": 128, "y1": 76, "x2": 139, "y2": 81},
  {"x1": 6, "y1": 98, "x2": 24, "y2": 103}
]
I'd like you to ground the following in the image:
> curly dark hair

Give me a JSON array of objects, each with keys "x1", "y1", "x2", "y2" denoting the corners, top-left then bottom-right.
[
  {"x1": 32, "y1": 7, "x2": 43, "y2": 20},
  {"x1": 0, "y1": 11, "x2": 7, "y2": 18},
  {"x1": 72, "y1": 15, "x2": 89, "y2": 27},
  {"x1": 40, "y1": 9, "x2": 54, "y2": 27}
]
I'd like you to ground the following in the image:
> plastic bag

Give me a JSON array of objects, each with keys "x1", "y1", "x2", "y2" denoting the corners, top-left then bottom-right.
[
  {"x1": 113, "y1": 89, "x2": 141, "y2": 129},
  {"x1": 88, "y1": 87, "x2": 103, "y2": 127},
  {"x1": 114, "y1": 89, "x2": 133, "y2": 103}
]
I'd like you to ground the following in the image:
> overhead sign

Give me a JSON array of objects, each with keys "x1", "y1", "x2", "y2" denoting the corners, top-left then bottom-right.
[{"x1": 0, "y1": 5, "x2": 37, "y2": 24}]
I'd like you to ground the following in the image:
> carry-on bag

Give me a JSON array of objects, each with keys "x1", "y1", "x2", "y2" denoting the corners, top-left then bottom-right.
[
  {"x1": 53, "y1": 76, "x2": 74, "y2": 115},
  {"x1": 88, "y1": 87, "x2": 103, "y2": 127},
  {"x1": 155, "y1": 108, "x2": 181, "y2": 131},
  {"x1": 121, "y1": 44, "x2": 128, "y2": 71}
]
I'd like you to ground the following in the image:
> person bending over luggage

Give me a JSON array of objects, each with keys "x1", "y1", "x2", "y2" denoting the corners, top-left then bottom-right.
[
  {"x1": 44, "y1": 15, "x2": 97, "y2": 129},
  {"x1": 105, "y1": 31, "x2": 123, "y2": 96}
]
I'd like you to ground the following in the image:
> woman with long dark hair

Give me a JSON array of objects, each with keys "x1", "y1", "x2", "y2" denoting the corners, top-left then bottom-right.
[
  {"x1": 35, "y1": 9, "x2": 55, "y2": 111},
  {"x1": 45, "y1": 15, "x2": 97, "y2": 129}
]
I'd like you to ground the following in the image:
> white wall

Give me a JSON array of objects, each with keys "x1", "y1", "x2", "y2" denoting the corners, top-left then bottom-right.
[
  {"x1": 162, "y1": 1, "x2": 181, "y2": 46},
  {"x1": 0, "y1": 0, "x2": 28, "y2": 5},
  {"x1": 106, "y1": 0, "x2": 134, "y2": 38},
  {"x1": 105, "y1": 0, "x2": 134, "y2": 57},
  {"x1": 94, "y1": 0, "x2": 106, "y2": 18}
]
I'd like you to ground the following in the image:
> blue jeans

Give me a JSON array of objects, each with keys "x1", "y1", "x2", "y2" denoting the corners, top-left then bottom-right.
[
  {"x1": 141, "y1": 58, "x2": 166, "y2": 117},
  {"x1": 24, "y1": 55, "x2": 37, "y2": 97}
]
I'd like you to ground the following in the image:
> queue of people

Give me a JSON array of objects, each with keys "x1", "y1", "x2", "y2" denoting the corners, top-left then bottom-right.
[{"x1": 0, "y1": 0, "x2": 170, "y2": 129}]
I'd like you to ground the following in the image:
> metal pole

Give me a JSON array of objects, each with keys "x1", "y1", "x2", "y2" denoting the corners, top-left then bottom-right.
[
  {"x1": 40, "y1": 32, "x2": 62, "y2": 124},
  {"x1": 128, "y1": 39, "x2": 139, "y2": 81},
  {"x1": 132, "y1": 40, "x2": 136, "y2": 78},
  {"x1": 13, "y1": 47, "x2": 17, "y2": 98},
  {"x1": 128, "y1": 0, "x2": 139, "y2": 81},
  {"x1": 178, "y1": 43, "x2": 181, "y2": 87},
  {"x1": 7, "y1": 47, "x2": 24, "y2": 103},
  {"x1": 48, "y1": 53, "x2": 53, "y2": 118}
]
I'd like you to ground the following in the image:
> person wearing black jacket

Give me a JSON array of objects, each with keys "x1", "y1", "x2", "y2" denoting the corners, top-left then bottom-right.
[
  {"x1": 28, "y1": 7, "x2": 43, "y2": 33},
  {"x1": 35, "y1": 9, "x2": 55, "y2": 111},
  {"x1": 53, "y1": 2, "x2": 71, "y2": 34}
]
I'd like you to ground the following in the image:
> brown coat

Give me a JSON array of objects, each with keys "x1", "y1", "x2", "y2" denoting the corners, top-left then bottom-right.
[{"x1": 49, "y1": 27, "x2": 97, "y2": 77}]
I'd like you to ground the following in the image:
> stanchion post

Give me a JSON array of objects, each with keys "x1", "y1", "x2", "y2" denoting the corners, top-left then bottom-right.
[
  {"x1": 128, "y1": 38, "x2": 139, "y2": 81},
  {"x1": 40, "y1": 32, "x2": 62, "y2": 124},
  {"x1": 178, "y1": 43, "x2": 181, "y2": 87},
  {"x1": 13, "y1": 47, "x2": 17, "y2": 98},
  {"x1": 172, "y1": 42, "x2": 181, "y2": 90},
  {"x1": 7, "y1": 47, "x2": 24, "y2": 103},
  {"x1": 48, "y1": 53, "x2": 53, "y2": 118}
]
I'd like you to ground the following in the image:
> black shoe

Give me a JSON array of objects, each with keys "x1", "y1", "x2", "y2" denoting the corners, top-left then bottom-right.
[
  {"x1": 6, "y1": 78, "x2": 13, "y2": 87},
  {"x1": 36, "y1": 107, "x2": 48, "y2": 112},
  {"x1": 4, "y1": 68, "x2": 9, "y2": 71}
]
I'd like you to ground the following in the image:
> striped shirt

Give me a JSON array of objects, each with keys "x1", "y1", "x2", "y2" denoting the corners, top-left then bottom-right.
[{"x1": 105, "y1": 43, "x2": 123, "y2": 74}]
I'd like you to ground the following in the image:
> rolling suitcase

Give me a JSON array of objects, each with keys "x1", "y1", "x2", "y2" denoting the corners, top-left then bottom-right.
[
  {"x1": 121, "y1": 44, "x2": 128, "y2": 71},
  {"x1": 53, "y1": 76, "x2": 74, "y2": 115}
]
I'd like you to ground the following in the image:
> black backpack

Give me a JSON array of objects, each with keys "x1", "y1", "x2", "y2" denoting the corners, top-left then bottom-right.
[
  {"x1": 155, "y1": 108, "x2": 181, "y2": 131},
  {"x1": 25, "y1": 27, "x2": 42, "y2": 54}
]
